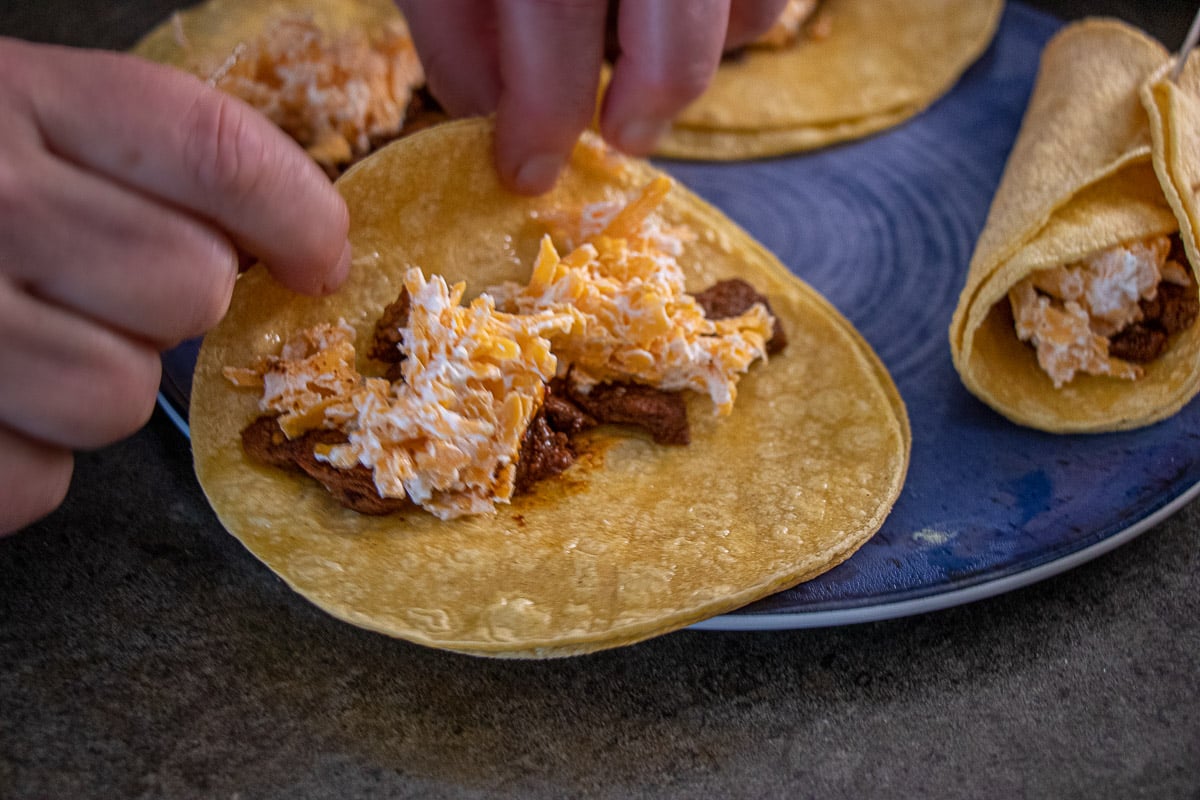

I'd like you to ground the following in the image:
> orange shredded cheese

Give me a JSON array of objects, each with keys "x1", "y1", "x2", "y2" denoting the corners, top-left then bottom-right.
[
  {"x1": 753, "y1": 0, "x2": 829, "y2": 48},
  {"x1": 208, "y1": 14, "x2": 424, "y2": 171},
  {"x1": 1009, "y1": 236, "x2": 1177, "y2": 387},
  {"x1": 490, "y1": 178, "x2": 774, "y2": 414},
  {"x1": 222, "y1": 321, "x2": 362, "y2": 437},
  {"x1": 227, "y1": 181, "x2": 777, "y2": 517}
]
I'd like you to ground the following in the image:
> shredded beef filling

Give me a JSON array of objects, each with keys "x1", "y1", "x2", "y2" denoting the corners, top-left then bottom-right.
[
  {"x1": 240, "y1": 278, "x2": 787, "y2": 512},
  {"x1": 398, "y1": 88, "x2": 449, "y2": 138},
  {"x1": 1109, "y1": 237, "x2": 1199, "y2": 362},
  {"x1": 513, "y1": 407, "x2": 577, "y2": 495},
  {"x1": 369, "y1": 288, "x2": 411, "y2": 380},
  {"x1": 241, "y1": 416, "x2": 408, "y2": 515},
  {"x1": 694, "y1": 278, "x2": 789, "y2": 354},
  {"x1": 552, "y1": 378, "x2": 690, "y2": 445},
  {"x1": 1011, "y1": 233, "x2": 1197, "y2": 378}
]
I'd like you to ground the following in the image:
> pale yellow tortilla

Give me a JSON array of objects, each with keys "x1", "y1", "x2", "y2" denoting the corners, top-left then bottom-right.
[
  {"x1": 949, "y1": 19, "x2": 1200, "y2": 433},
  {"x1": 656, "y1": 0, "x2": 1003, "y2": 159},
  {"x1": 131, "y1": 0, "x2": 401, "y2": 70},
  {"x1": 190, "y1": 119, "x2": 910, "y2": 657}
]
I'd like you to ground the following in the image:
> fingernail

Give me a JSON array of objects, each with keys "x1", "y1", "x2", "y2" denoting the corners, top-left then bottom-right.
[
  {"x1": 616, "y1": 117, "x2": 668, "y2": 155},
  {"x1": 323, "y1": 240, "x2": 352, "y2": 294},
  {"x1": 513, "y1": 154, "x2": 565, "y2": 195}
]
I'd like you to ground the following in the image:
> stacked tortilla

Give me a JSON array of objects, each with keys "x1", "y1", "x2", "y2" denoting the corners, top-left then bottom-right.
[
  {"x1": 654, "y1": 0, "x2": 1003, "y2": 160},
  {"x1": 132, "y1": 0, "x2": 430, "y2": 176},
  {"x1": 132, "y1": 0, "x2": 400, "y2": 65},
  {"x1": 950, "y1": 20, "x2": 1200, "y2": 433},
  {"x1": 138, "y1": 0, "x2": 1002, "y2": 163}
]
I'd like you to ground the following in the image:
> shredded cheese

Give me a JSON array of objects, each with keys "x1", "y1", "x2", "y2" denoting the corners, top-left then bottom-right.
[
  {"x1": 1009, "y1": 236, "x2": 1176, "y2": 387},
  {"x1": 753, "y1": 0, "x2": 830, "y2": 48},
  {"x1": 208, "y1": 14, "x2": 424, "y2": 171},
  {"x1": 489, "y1": 177, "x2": 773, "y2": 414},
  {"x1": 227, "y1": 180, "x2": 777, "y2": 517}
]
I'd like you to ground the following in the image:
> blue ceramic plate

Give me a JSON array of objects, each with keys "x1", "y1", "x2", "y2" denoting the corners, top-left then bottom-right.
[{"x1": 159, "y1": 2, "x2": 1200, "y2": 629}]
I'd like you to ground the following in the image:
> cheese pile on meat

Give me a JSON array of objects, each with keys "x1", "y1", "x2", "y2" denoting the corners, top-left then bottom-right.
[
  {"x1": 752, "y1": 0, "x2": 831, "y2": 48},
  {"x1": 489, "y1": 177, "x2": 773, "y2": 414},
  {"x1": 206, "y1": 15, "x2": 424, "y2": 174},
  {"x1": 1008, "y1": 235, "x2": 1196, "y2": 387},
  {"x1": 225, "y1": 179, "x2": 776, "y2": 519}
]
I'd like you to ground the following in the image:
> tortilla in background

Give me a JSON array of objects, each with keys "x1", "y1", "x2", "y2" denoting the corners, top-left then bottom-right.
[
  {"x1": 190, "y1": 119, "x2": 910, "y2": 657},
  {"x1": 949, "y1": 19, "x2": 1200, "y2": 433},
  {"x1": 655, "y1": 0, "x2": 1003, "y2": 160},
  {"x1": 130, "y1": 0, "x2": 401, "y2": 70}
]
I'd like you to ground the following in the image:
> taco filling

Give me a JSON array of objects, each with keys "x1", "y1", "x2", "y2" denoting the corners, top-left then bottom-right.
[
  {"x1": 199, "y1": 13, "x2": 436, "y2": 176},
  {"x1": 1007, "y1": 234, "x2": 1198, "y2": 388},
  {"x1": 750, "y1": 0, "x2": 832, "y2": 49},
  {"x1": 224, "y1": 178, "x2": 784, "y2": 520}
]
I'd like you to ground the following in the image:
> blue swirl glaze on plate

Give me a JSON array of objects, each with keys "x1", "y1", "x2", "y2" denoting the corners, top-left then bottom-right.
[{"x1": 158, "y1": 3, "x2": 1200, "y2": 629}]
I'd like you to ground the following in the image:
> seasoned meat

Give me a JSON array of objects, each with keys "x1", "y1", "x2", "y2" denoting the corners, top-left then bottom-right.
[
  {"x1": 241, "y1": 415, "x2": 407, "y2": 515},
  {"x1": 293, "y1": 455, "x2": 408, "y2": 516},
  {"x1": 694, "y1": 278, "x2": 789, "y2": 354},
  {"x1": 1143, "y1": 277, "x2": 1199, "y2": 335},
  {"x1": 240, "y1": 415, "x2": 346, "y2": 470},
  {"x1": 514, "y1": 409, "x2": 577, "y2": 494},
  {"x1": 1109, "y1": 324, "x2": 1168, "y2": 362},
  {"x1": 369, "y1": 288, "x2": 411, "y2": 363},
  {"x1": 237, "y1": 275, "x2": 783, "y2": 513},
  {"x1": 242, "y1": 401, "x2": 579, "y2": 512},
  {"x1": 397, "y1": 87, "x2": 449, "y2": 137},
  {"x1": 563, "y1": 380, "x2": 690, "y2": 445},
  {"x1": 1111, "y1": 238, "x2": 1198, "y2": 362},
  {"x1": 543, "y1": 382, "x2": 597, "y2": 435}
]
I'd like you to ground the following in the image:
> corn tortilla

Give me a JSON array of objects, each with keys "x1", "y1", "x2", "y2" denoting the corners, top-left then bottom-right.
[
  {"x1": 949, "y1": 19, "x2": 1200, "y2": 433},
  {"x1": 131, "y1": 0, "x2": 401, "y2": 68},
  {"x1": 190, "y1": 119, "x2": 909, "y2": 657},
  {"x1": 656, "y1": 0, "x2": 1003, "y2": 160}
]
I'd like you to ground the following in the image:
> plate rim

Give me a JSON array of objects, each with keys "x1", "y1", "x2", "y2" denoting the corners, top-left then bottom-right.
[{"x1": 156, "y1": 1, "x2": 1200, "y2": 632}]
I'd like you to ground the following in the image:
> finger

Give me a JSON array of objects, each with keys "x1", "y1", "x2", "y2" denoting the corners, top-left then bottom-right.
[
  {"x1": 600, "y1": 0, "x2": 731, "y2": 155},
  {"x1": 396, "y1": 0, "x2": 502, "y2": 116},
  {"x1": 2, "y1": 149, "x2": 238, "y2": 347},
  {"x1": 493, "y1": 0, "x2": 609, "y2": 194},
  {"x1": 3, "y1": 39, "x2": 349, "y2": 296},
  {"x1": 0, "y1": 281, "x2": 160, "y2": 450},
  {"x1": 724, "y1": 0, "x2": 789, "y2": 50},
  {"x1": 0, "y1": 425, "x2": 73, "y2": 536}
]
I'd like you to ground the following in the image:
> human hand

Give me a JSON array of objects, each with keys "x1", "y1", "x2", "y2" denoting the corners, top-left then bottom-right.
[
  {"x1": 0, "y1": 37, "x2": 351, "y2": 534},
  {"x1": 398, "y1": 0, "x2": 787, "y2": 194}
]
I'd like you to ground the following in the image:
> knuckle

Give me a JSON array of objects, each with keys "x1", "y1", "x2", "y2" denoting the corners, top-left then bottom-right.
[
  {"x1": 75, "y1": 343, "x2": 160, "y2": 448},
  {"x1": 0, "y1": 290, "x2": 158, "y2": 450},
  {"x1": 108, "y1": 347, "x2": 161, "y2": 439},
  {"x1": 620, "y1": 57, "x2": 716, "y2": 115},
  {"x1": 184, "y1": 241, "x2": 237, "y2": 337},
  {"x1": 0, "y1": 444, "x2": 73, "y2": 536},
  {"x1": 182, "y1": 90, "x2": 269, "y2": 204},
  {"x1": 163, "y1": 226, "x2": 238, "y2": 342},
  {"x1": 0, "y1": 139, "x2": 37, "y2": 226},
  {"x1": 0, "y1": 155, "x2": 24, "y2": 221},
  {"x1": 650, "y1": 65, "x2": 713, "y2": 107}
]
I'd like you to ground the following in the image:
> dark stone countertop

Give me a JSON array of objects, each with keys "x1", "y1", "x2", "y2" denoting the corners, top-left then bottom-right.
[{"x1": 2, "y1": 2, "x2": 1198, "y2": 798}]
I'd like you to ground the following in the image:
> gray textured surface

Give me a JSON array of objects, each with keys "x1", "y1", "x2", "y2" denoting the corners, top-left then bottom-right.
[{"x1": 2, "y1": 2, "x2": 1199, "y2": 798}]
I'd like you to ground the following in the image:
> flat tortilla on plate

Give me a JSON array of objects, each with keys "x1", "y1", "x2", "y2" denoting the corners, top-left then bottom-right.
[
  {"x1": 132, "y1": 0, "x2": 432, "y2": 175},
  {"x1": 131, "y1": 0, "x2": 401, "y2": 66},
  {"x1": 191, "y1": 118, "x2": 910, "y2": 657}
]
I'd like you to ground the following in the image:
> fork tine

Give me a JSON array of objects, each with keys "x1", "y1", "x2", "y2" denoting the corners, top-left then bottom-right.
[{"x1": 1169, "y1": 4, "x2": 1200, "y2": 82}]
